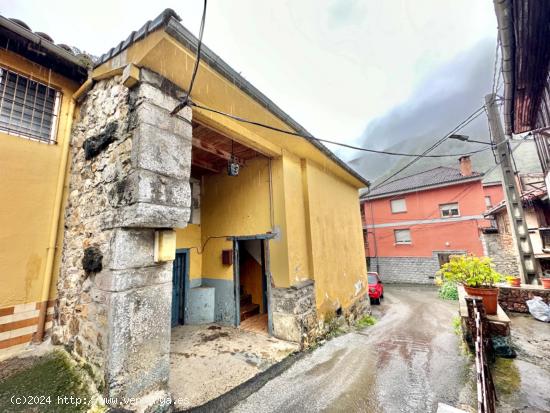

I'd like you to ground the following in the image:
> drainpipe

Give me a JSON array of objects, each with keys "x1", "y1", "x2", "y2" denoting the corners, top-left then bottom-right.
[
  {"x1": 34, "y1": 80, "x2": 90, "y2": 342},
  {"x1": 368, "y1": 200, "x2": 379, "y2": 273}
]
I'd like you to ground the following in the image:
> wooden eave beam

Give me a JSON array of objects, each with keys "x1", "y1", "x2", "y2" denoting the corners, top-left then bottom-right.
[
  {"x1": 192, "y1": 135, "x2": 246, "y2": 165},
  {"x1": 191, "y1": 158, "x2": 221, "y2": 173}
]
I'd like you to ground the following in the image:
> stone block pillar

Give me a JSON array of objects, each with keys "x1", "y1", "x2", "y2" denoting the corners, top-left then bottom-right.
[
  {"x1": 55, "y1": 69, "x2": 192, "y2": 408},
  {"x1": 271, "y1": 280, "x2": 318, "y2": 345}
]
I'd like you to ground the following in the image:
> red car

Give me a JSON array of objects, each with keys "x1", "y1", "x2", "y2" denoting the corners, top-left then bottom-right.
[{"x1": 368, "y1": 272, "x2": 384, "y2": 305}]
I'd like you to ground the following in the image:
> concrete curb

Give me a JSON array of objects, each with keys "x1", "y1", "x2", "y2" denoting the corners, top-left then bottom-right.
[{"x1": 177, "y1": 350, "x2": 307, "y2": 412}]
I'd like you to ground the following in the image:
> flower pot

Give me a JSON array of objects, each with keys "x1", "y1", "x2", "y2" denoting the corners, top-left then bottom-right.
[
  {"x1": 464, "y1": 286, "x2": 499, "y2": 315},
  {"x1": 542, "y1": 278, "x2": 550, "y2": 289},
  {"x1": 507, "y1": 277, "x2": 521, "y2": 287}
]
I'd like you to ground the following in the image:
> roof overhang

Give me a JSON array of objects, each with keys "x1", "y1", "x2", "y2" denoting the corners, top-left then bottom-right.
[
  {"x1": 92, "y1": 10, "x2": 369, "y2": 188},
  {"x1": 493, "y1": 0, "x2": 550, "y2": 134},
  {"x1": 0, "y1": 14, "x2": 88, "y2": 83},
  {"x1": 361, "y1": 174, "x2": 483, "y2": 201}
]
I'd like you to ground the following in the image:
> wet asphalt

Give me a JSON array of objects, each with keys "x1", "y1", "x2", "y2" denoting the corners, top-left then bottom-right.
[{"x1": 231, "y1": 285, "x2": 477, "y2": 413}]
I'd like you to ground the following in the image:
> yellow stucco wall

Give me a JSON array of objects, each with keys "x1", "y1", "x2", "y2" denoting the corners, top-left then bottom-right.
[
  {"x1": 303, "y1": 160, "x2": 368, "y2": 316},
  {"x1": 175, "y1": 224, "x2": 202, "y2": 279},
  {"x1": 94, "y1": 32, "x2": 365, "y2": 190},
  {"x1": 94, "y1": 27, "x2": 369, "y2": 318},
  {"x1": 0, "y1": 50, "x2": 79, "y2": 307},
  {"x1": 201, "y1": 157, "x2": 272, "y2": 280}
]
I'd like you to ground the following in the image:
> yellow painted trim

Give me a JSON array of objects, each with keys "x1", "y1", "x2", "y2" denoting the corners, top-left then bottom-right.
[{"x1": 92, "y1": 30, "x2": 165, "y2": 79}]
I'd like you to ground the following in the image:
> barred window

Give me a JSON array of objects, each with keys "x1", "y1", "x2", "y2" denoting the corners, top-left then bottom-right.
[{"x1": 0, "y1": 67, "x2": 61, "y2": 143}]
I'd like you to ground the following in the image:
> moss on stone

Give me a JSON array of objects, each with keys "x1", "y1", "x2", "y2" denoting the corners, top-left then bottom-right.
[
  {"x1": 0, "y1": 350, "x2": 101, "y2": 413},
  {"x1": 493, "y1": 358, "x2": 521, "y2": 395}
]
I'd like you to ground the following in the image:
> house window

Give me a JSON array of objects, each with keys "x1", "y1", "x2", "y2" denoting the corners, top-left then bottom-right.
[
  {"x1": 485, "y1": 196, "x2": 492, "y2": 208},
  {"x1": 390, "y1": 198, "x2": 407, "y2": 213},
  {"x1": 394, "y1": 229, "x2": 411, "y2": 244},
  {"x1": 440, "y1": 203, "x2": 460, "y2": 218},
  {"x1": 0, "y1": 67, "x2": 61, "y2": 143}
]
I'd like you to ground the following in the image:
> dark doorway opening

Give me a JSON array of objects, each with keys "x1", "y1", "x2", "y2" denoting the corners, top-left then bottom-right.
[
  {"x1": 171, "y1": 249, "x2": 190, "y2": 328},
  {"x1": 233, "y1": 237, "x2": 271, "y2": 335}
]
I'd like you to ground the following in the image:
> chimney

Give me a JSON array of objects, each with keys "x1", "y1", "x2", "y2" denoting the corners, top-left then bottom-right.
[{"x1": 459, "y1": 156, "x2": 472, "y2": 177}]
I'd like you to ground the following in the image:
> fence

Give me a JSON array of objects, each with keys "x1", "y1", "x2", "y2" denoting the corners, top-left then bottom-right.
[{"x1": 464, "y1": 296, "x2": 496, "y2": 413}]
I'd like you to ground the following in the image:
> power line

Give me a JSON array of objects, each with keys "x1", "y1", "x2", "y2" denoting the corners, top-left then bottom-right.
[
  {"x1": 171, "y1": 0, "x2": 208, "y2": 115},
  {"x1": 369, "y1": 106, "x2": 487, "y2": 192},
  {"x1": 190, "y1": 101, "x2": 491, "y2": 159}
]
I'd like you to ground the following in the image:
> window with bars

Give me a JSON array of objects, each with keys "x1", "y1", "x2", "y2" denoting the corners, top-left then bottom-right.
[{"x1": 0, "y1": 67, "x2": 61, "y2": 143}]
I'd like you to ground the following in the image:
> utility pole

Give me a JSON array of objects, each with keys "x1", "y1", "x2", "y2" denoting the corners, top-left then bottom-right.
[{"x1": 485, "y1": 93, "x2": 538, "y2": 284}]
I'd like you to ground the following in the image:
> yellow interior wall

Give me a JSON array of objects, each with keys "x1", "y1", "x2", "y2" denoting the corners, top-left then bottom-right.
[
  {"x1": 200, "y1": 157, "x2": 272, "y2": 281},
  {"x1": 0, "y1": 50, "x2": 79, "y2": 308},
  {"x1": 303, "y1": 160, "x2": 368, "y2": 317},
  {"x1": 240, "y1": 252, "x2": 264, "y2": 312},
  {"x1": 175, "y1": 224, "x2": 202, "y2": 279}
]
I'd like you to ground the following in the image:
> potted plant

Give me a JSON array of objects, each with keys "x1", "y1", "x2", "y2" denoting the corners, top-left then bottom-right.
[
  {"x1": 437, "y1": 255, "x2": 503, "y2": 315},
  {"x1": 541, "y1": 276, "x2": 550, "y2": 289},
  {"x1": 505, "y1": 275, "x2": 521, "y2": 287}
]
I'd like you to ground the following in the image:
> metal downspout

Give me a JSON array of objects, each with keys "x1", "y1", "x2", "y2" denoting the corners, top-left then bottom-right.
[{"x1": 33, "y1": 93, "x2": 78, "y2": 342}]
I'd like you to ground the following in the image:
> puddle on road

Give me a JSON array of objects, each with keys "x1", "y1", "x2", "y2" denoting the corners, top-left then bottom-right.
[
  {"x1": 322, "y1": 330, "x2": 476, "y2": 412},
  {"x1": 494, "y1": 357, "x2": 550, "y2": 412}
]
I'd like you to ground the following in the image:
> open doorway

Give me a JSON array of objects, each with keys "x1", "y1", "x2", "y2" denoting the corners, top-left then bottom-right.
[{"x1": 234, "y1": 238, "x2": 270, "y2": 334}]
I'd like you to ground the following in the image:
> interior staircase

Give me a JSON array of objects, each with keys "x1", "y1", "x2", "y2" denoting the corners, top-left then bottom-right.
[{"x1": 240, "y1": 291, "x2": 260, "y2": 321}]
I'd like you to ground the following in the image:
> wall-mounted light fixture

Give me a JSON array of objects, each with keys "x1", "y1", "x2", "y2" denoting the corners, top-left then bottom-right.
[{"x1": 227, "y1": 139, "x2": 239, "y2": 176}]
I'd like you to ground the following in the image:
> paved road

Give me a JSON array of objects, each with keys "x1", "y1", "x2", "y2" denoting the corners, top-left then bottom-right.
[{"x1": 231, "y1": 285, "x2": 476, "y2": 413}]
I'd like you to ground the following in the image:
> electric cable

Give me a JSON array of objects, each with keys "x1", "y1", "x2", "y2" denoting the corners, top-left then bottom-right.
[
  {"x1": 190, "y1": 101, "x2": 492, "y2": 159},
  {"x1": 171, "y1": 0, "x2": 208, "y2": 115},
  {"x1": 369, "y1": 106, "x2": 487, "y2": 192}
]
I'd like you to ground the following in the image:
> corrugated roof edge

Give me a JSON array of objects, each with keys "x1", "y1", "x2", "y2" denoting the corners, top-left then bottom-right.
[
  {"x1": 361, "y1": 169, "x2": 484, "y2": 200},
  {"x1": 0, "y1": 14, "x2": 88, "y2": 71},
  {"x1": 94, "y1": 8, "x2": 369, "y2": 187}
]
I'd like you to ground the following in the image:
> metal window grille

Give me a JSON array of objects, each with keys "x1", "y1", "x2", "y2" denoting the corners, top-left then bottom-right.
[{"x1": 0, "y1": 66, "x2": 61, "y2": 143}]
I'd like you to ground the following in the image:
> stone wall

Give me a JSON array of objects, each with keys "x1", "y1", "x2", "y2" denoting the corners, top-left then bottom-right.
[
  {"x1": 481, "y1": 231, "x2": 520, "y2": 276},
  {"x1": 271, "y1": 280, "x2": 318, "y2": 345},
  {"x1": 498, "y1": 285, "x2": 550, "y2": 313},
  {"x1": 53, "y1": 69, "x2": 192, "y2": 406},
  {"x1": 369, "y1": 256, "x2": 439, "y2": 284}
]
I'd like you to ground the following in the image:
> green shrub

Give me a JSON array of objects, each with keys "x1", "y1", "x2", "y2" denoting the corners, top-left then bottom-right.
[
  {"x1": 356, "y1": 315, "x2": 377, "y2": 328},
  {"x1": 452, "y1": 316, "x2": 462, "y2": 335},
  {"x1": 438, "y1": 281, "x2": 458, "y2": 300},
  {"x1": 437, "y1": 254, "x2": 503, "y2": 287}
]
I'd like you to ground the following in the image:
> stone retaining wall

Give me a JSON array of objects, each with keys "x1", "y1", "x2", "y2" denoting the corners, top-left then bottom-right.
[
  {"x1": 369, "y1": 256, "x2": 439, "y2": 284},
  {"x1": 498, "y1": 285, "x2": 550, "y2": 313}
]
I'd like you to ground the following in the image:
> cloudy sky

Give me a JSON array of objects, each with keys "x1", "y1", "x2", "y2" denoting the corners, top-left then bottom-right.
[{"x1": 3, "y1": 1, "x2": 497, "y2": 161}]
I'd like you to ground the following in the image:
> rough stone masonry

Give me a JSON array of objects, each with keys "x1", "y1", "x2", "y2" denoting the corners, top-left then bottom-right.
[{"x1": 53, "y1": 69, "x2": 192, "y2": 407}]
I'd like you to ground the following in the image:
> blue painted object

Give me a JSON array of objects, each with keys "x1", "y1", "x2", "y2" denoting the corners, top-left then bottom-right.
[{"x1": 171, "y1": 251, "x2": 188, "y2": 327}]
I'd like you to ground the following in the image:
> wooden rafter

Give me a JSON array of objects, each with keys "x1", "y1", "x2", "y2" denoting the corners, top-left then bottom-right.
[
  {"x1": 191, "y1": 158, "x2": 221, "y2": 173},
  {"x1": 192, "y1": 137, "x2": 246, "y2": 165}
]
